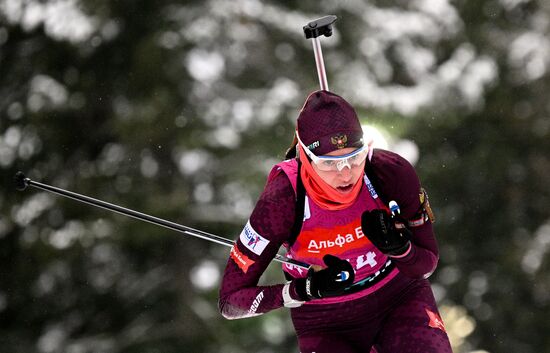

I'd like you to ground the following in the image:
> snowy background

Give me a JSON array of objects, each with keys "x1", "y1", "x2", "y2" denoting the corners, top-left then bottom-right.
[{"x1": 1, "y1": 0, "x2": 550, "y2": 352}]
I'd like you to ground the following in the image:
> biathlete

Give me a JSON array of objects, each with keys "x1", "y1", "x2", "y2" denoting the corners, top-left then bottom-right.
[{"x1": 218, "y1": 90, "x2": 453, "y2": 353}]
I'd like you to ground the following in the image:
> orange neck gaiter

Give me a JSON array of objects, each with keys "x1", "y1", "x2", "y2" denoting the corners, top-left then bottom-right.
[{"x1": 299, "y1": 146, "x2": 364, "y2": 210}]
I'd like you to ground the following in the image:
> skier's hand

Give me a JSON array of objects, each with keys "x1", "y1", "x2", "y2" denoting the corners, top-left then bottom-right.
[
  {"x1": 294, "y1": 254, "x2": 355, "y2": 300},
  {"x1": 361, "y1": 209, "x2": 411, "y2": 256}
]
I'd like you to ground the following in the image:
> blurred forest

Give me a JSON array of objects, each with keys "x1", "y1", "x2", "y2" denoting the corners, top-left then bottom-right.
[{"x1": 1, "y1": 0, "x2": 549, "y2": 352}]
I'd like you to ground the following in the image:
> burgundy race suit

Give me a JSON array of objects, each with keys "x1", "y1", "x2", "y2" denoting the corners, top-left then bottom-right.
[{"x1": 218, "y1": 149, "x2": 452, "y2": 353}]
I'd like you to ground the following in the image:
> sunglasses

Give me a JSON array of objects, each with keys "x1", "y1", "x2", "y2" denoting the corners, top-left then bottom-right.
[{"x1": 296, "y1": 132, "x2": 368, "y2": 172}]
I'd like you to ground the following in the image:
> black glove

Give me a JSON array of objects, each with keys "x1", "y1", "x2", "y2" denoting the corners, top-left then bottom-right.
[
  {"x1": 294, "y1": 254, "x2": 355, "y2": 301},
  {"x1": 361, "y1": 209, "x2": 411, "y2": 256}
]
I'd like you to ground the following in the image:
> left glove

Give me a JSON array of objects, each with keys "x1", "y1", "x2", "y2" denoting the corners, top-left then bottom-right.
[{"x1": 361, "y1": 209, "x2": 411, "y2": 256}]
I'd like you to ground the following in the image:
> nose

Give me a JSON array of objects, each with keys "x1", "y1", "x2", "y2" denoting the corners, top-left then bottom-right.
[{"x1": 336, "y1": 159, "x2": 351, "y2": 172}]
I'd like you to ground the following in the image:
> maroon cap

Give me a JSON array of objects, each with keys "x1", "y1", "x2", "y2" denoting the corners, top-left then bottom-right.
[{"x1": 297, "y1": 90, "x2": 364, "y2": 155}]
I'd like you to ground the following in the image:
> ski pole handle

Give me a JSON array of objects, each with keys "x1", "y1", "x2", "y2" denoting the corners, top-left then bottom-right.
[{"x1": 303, "y1": 15, "x2": 337, "y2": 91}]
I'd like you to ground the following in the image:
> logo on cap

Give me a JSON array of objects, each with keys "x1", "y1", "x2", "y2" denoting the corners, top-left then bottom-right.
[
  {"x1": 330, "y1": 134, "x2": 348, "y2": 149},
  {"x1": 307, "y1": 141, "x2": 320, "y2": 151}
]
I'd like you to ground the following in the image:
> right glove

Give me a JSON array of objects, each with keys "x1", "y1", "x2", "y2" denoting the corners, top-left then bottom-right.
[
  {"x1": 293, "y1": 254, "x2": 355, "y2": 301},
  {"x1": 361, "y1": 209, "x2": 411, "y2": 256}
]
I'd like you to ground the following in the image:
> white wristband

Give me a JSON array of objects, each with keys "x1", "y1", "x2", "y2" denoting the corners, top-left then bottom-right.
[{"x1": 282, "y1": 282, "x2": 305, "y2": 308}]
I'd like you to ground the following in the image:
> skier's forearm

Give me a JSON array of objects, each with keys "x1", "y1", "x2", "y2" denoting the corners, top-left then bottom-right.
[
  {"x1": 218, "y1": 256, "x2": 283, "y2": 319},
  {"x1": 391, "y1": 222, "x2": 439, "y2": 279},
  {"x1": 391, "y1": 244, "x2": 438, "y2": 278},
  {"x1": 219, "y1": 280, "x2": 284, "y2": 319}
]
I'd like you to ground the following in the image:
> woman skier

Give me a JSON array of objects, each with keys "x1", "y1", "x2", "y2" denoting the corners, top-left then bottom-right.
[{"x1": 219, "y1": 90, "x2": 453, "y2": 353}]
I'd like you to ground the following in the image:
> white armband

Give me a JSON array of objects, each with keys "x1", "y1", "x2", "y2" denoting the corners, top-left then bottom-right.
[{"x1": 282, "y1": 282, "x2": 305, "y2": 308}]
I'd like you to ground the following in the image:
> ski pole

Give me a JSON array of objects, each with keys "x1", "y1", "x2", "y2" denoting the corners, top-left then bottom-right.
[
  {"x1": 14, "y1": 172, "x2": 310, "y2": 270},
  {"x1": 303, "y1": 15, "x2": 337, "y2": 91}
]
